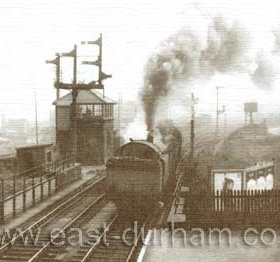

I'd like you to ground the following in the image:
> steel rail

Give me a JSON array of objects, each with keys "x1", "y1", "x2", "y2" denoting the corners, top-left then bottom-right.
[
  {"x1": 0, "y1": 175, "x2": 106, "y2": 256},
  {"x1": 125, "y1": 218, "x2": 148, "y2": 262},
  {"x1": 28, "y1": 193, "x2": 106, "y2": 262},
  {"x1": 136, "y1": 230, "x2": 152, "y2": 262},
  {"x1": 80, "y1": 213, "x2": 119, "y2": 262},
  {"x1": 79, "y1": 214, "x2": 150, "y2": 262}
]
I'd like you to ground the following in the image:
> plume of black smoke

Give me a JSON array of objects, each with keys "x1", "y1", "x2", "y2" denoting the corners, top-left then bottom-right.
[
  {"x1": 141, "y1": 16, "x2": 280, "y2": 130},
  {"x1": 157, "y1": 120, "x2": 182, "y2": 153},
  {"x1": 157, "y1": 120, "x2": 182, "y2": 173}
]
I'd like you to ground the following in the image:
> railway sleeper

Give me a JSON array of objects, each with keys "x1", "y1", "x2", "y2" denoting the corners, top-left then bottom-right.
[
  {"x1": 89, "y1": 248, "x2": 129, "y2": 255},
  {"x1": 0, "y1": 255, "x2": 31, "y2": 261},
  {"x1": 3, "y1": 247, "x2": 41, "y2": 252},
  {"x1": 5, "y1": 250, "x2": 36, "y2": 256},
  {"x1": 89, "y1": 256, "x2": 127, "y2": 262}
]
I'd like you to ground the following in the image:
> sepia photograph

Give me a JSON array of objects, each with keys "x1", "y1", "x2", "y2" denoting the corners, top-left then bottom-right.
[{"x1": 0, "y1": 0, "x2": 280, "y2": 261}]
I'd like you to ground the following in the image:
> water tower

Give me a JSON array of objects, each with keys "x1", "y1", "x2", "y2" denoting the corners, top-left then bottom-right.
[{"x1": 244, "y1": 102, "x2": 258, "y2": 125}]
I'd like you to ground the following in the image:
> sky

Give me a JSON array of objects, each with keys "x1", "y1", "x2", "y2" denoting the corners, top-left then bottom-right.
[{"x1": 1, "y1": 0, "x2": 280, "y2": 122}]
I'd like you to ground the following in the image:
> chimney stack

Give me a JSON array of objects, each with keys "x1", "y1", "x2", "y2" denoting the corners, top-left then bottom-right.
[{"x1": 147, "y1": 129, "x2": 154, "y2": 143}]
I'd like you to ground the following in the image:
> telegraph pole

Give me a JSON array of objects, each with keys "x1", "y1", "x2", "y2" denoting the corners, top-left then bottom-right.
[
  {"x1": 34, "y1": 90, "x2": 39, "y2": 144},
  {"x1": 216, "y1": 86, "x2": 225, "y2": 136},
  {"x1": 81, "y1": 34, "x2": 112, "y2": 98},
  {"x1": 56, "y1": 54, "x2": 61, "y2": 99},
  {"x1": 118, "y1": 93, "x2": 122, "y2": 130},
  {"x1": 224, "y1": 105, "x2": 227, "y2": 136},
  {"x1": 46, "y1": 53, "x2": 60, "y2": 146},
  {"x1": 61, "y1": 45, "x2": 78, "y2": 160},
  {"x1": 46, "y1": 54, "x2": 61, "y2": 99},
  {"x1": 72, "y1": 45, "x2": 78, "y2": 161},
  {"x1": 216, "y1": 86, "x2": 220, "y2": 135},
  {"x1": 190, "y1": 93, "x2": 198, "y2": 158}
]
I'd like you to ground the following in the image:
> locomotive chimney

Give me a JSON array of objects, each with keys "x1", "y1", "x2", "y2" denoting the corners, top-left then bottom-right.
[{"x1": 147, "y1": 129, "x2": 154, "y2": 143}]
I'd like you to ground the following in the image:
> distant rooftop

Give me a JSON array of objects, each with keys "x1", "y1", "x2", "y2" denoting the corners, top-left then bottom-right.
[
  {"x1": 53, "y1": 90, "x2": 116, "y2": 106},
  {"x1": 245, "y1": 161, "x2": 274, "y2": 172},
  {"x1": 16, "y1": 143, "x2": 53, "y2": 150}
]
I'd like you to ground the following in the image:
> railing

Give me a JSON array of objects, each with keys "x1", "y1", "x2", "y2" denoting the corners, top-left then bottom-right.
[
  {"x1": 19, "y1": 154, "x2": 75, "y2": 178},
  {"x1": 0, "y1": 154, "x2": 78, "y2": 225}
]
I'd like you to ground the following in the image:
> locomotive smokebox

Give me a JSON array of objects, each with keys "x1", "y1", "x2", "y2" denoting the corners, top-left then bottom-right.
[{"x1": 147, "y1": 129, "x2": 154, "y2": 143}]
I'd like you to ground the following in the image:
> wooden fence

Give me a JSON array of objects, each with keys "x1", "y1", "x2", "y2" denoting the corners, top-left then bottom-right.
[
  {"x1": 213, "y1": 190, "x2": 280, "y2": 212},
  {"x1": 185, "y1": 190, "x2": 280, "y2": 228}
]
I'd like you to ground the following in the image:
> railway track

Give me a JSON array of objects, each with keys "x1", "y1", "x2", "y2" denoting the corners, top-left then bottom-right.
[
  {"x1": 73, "y1": 214, "x2": 149, "y2": 262},
  {"x1": 0, "y1": 178, "x2": 108, "y2": 262},
  {"x1": 37, "y1": 213, "x2": 149, "y2": 262}
]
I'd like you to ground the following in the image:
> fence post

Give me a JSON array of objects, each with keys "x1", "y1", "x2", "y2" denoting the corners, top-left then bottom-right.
[
  {"x1": 0, "y1": 179, "x2": 4, "y2": 225},
  {"x1": 48, "y1": 177, "x2": 51, "y2": 197},
  {"x1": 248, "y1": 190, "x2": 252, "y2": 212},
  {"x1": 32, "y1": 176, "x2": 35, "y2": 206},
  {"x1": 216, "y1": 190, "x2": 220, "y2": 211},
  {"x1": 240, "y1": 190, "x2": 244, "y2": 211},
  {"x1": 263, "y1": 190, "x2": 267, "y2": 212},
  {"x1": 13, "y1": 175, "x2": 16, "y2": 217},
  {"x1": 40, "y1": 173, "x2": 43, "y2": 202},
  {"x1": 267, "y1": 190, "x2": 272, "y2": 212},
  {"x1": 245, "y1": 190, "x2": 248, "y2": 212},
  {"x1": 55, "y1": 172, "x2": 58, "y2": 193},
  {"x1": 220, "y1": 190, "x2": 223, "y2": 212},
  {"x1": 257, "y1": 190, "x2": 261, "y2": 213},
  {"x1": 237, "y1": 190, "x2": 240, "y2": 211},
  {"x1": 229, "y1": 190, "x2": 233, "y2": 211},
  {"x1": 233, "y1": 190, "x2": 236, "y2": 211},
  {"x1": 23, "y1": 176, "x2": 26, "y2": 212},
  {"x1": 276, "y1": 189, "x2": 280, "y2": 213},
  {"x1": 273, "y1": 189, "x2": 276, "y2": 212}
]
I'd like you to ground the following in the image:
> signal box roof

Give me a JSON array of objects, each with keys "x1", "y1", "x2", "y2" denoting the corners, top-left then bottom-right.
[{"x1": 53, "y1": 90, "x2": 116, "y2": 106}]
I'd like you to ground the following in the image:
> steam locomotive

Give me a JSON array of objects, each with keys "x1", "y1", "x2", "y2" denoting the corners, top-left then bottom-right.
[{"x1": 105, "y1": 131, "x2": 181, "y2": 213}]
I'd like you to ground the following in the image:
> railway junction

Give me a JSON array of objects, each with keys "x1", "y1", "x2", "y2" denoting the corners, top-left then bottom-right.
[{"x1": 1, "y1": 35, "x2": 280, "y2": 262}]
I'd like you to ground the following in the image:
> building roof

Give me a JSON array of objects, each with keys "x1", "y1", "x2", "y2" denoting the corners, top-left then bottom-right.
[
  {"x1": 53, "y1": 90, "x2": 117, "y2": 106},
  {"x1": 211, "y1": 160, "x2": 250, "y2": 170},
  {"x1": 16, "y1": 143, "x2": 53, "y2": 151},
  {"x1": 245, "y1": 161, "x2": 274, "y2": 172}
]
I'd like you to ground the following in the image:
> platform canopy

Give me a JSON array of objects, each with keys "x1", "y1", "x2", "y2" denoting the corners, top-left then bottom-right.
[{"x1": 52, "y1": 90, "x2": 116, "y2": 106}]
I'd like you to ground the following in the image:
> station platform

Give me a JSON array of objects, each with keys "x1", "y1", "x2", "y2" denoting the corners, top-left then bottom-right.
[
  {"x1": 166, "y1": 186, "x2": 188, "y2": 224},
  {"x1": 0, "y1": 165, "x2": 105, "y2": 231},
  {"x1": 140, "y1": 229, "x2": 280, "y2": 262}
]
